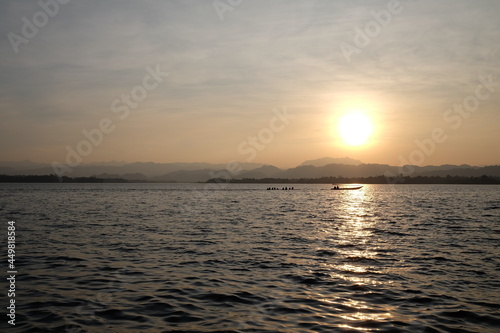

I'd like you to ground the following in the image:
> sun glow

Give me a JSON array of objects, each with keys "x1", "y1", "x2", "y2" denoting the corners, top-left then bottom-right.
[{"x1": 338, "y1": 112, "x2": 374, "y2": 146}]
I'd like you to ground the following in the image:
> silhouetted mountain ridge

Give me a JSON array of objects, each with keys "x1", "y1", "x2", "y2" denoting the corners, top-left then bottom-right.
[
  {"x1": 1, "y1": 159, "x2": 499, "y2": 182},
  {"x1": 299, "y1": 157, "x2": 362, "y2": 167},
  {"x1": 0, "y1": 161, "x2": 265, "y2": 179}
]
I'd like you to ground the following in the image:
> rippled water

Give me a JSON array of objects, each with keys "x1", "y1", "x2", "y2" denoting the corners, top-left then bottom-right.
[{"x1": 0, "y1": 183, "x2": 499, "y2": 332}]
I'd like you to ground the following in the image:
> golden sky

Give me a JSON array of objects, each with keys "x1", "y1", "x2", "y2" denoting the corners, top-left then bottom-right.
[{"x1": 1, "y1": 0, "x2": 499, "y2": 168}]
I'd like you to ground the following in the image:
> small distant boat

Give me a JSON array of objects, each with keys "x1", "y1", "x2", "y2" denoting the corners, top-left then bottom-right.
[{"x1": 331, "y1": 185, "x2": 363, "y2": 190}]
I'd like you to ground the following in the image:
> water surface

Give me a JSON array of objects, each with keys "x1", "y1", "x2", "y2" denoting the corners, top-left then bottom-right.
[{"x1": 0, "y1": 183, "x2": 499, "y2": 332}]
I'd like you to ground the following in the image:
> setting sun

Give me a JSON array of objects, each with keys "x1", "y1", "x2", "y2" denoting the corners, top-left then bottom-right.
[{"x1": 338, "y1": 112, "x2": 374, "y2": 146}]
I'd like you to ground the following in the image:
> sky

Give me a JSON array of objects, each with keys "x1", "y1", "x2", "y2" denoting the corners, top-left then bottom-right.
[{"x1": 1, "y1": 0, "x2": 499, "y2": 168}]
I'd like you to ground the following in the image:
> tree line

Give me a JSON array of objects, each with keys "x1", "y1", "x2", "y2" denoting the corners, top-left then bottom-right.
[{"x1": 207, "y1": 175, "x2": 500, "y2": 184}]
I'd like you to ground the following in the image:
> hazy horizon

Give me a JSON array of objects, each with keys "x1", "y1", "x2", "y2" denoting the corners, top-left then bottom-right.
[
  {"x1": 1, "y1": 1, "x2": 499, "y2": 170},
  {"x1": 1, "y1": 156, "x2": 498, "y2": 171}
]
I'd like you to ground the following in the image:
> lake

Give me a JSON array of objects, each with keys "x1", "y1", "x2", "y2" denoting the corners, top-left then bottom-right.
[{"x1": 0, "y1": 183, "x2": 499, "y2": 332}]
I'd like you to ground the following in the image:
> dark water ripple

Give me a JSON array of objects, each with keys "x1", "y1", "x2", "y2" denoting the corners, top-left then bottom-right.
[{"x1": 0, "y1": 183, "x2": 499, "y2": 332}]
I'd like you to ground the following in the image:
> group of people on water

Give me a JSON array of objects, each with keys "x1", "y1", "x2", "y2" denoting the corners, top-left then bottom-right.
[
  {"x1": 332, "y1": 185, "x2": 340, "y2": 189},
  {"x1": 267, "y1": 187, "x2": 294, "y2": 190}
]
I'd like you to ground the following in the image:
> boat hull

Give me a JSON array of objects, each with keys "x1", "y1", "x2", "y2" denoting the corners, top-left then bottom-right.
[{"x1": 331, "y1": 186, "x2": 362, "y2": 190}]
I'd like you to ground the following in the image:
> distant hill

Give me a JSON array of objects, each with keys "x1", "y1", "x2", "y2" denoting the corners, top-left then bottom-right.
[
  {"x1": 96, "y1": 173, "x2": 149, "y2": 181},
  {"x1": 152, "y1": 165, "x2": 284, "y2": 182},
  {"x1": 299, "y1": 157, "x2": 362, "y2": 167},
  {"x1": 280, "y1": 163, "x2": 394, "y2": 179},
  {"x1": 237, "y1": 165, "x2": 283, "y2": 179},
  {"x1": 152, "y1": 169, "x2": 218, "y2": 183},
  {"x1": 0, "y1": 161, "x2": 265, "y2": 179},
  {"x1": 419, "y1": 165, "x2": 500, "y2": 177},
  {"x1": 0, "y1": 160, "x2": 48, "y2": 170},
  {"x1": 1, "y1": 159, "x2": 499, "y2": 182},
  {"x1": 277, "y1": 163, "x2": 500, "y2": 179}
]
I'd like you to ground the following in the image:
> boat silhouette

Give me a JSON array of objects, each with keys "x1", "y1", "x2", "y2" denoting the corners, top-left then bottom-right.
[{"x1": 331, "y1": 185, "x2": 363, "y2": 190}]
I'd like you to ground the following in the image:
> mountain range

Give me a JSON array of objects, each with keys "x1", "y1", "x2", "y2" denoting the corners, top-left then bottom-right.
[{"x1": 1, "y1": 158, "x2": 499, "y2": 182}]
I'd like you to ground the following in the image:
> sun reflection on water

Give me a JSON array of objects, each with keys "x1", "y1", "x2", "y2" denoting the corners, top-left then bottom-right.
[
  {"x1": 314, "y1": 186, "x2": 401, "y2": 327},
  {"x1": 333, "y1": 186, "x2": 375, "y2": 248}
]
